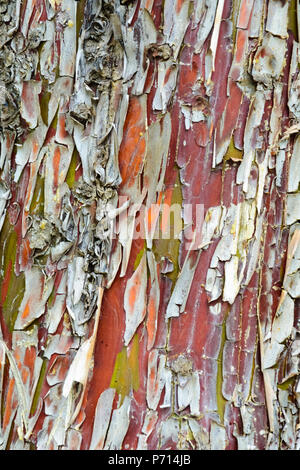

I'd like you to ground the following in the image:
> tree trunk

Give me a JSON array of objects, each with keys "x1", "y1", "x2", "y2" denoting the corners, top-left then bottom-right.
[{"x1": 0, "y1": 0, "x2": 300, "y2": 451}]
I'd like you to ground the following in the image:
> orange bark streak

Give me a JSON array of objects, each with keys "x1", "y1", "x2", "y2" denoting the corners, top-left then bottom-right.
[
  {"x1": 119, "y1": 97, "x2": 146, "y2": 189},
  {"x1": 32, "y1": 140, "x2": 39, "y2": 160},
  {"x1": 238, "y1": 0, "x2": 254, "y2": 28},
  {"x1": 129, "y1": 283, "x2": 138, "y2": 311},
  {"x1": 24, "y1": 346, "x2": 36, "y2": 372},
  {"x1": 53, "y1": 146, "x2": 61, "y2": 188},
  {"x1": 146, "y1": 295, "x2": 156, "y2": 349},
  {"x1": 235, "y1": 29, "x2": 248, "y2": 63},
  {"x1": 3, "y1": 378, "x2": 15, "y2": 429},
  {"x1": 163, "y1": 66, "x2": 172, "y2": 85},
  {"x1": 58, "y1": 114, "x2": 68, "y2": 140},
  {"x1": 20, "y1": 237, "x2": 31, "y2": 270},
  {"x1": 22, "y1": 367, "x2": 29, "y2": 384},
  {"x1": 176, "y1": 0, "x2": 185, "y2": 14},
  {"x1": 21, "y1": 299, "x2": 31, "y2": 319},
  {"x1": 145, "y1": 0, "x2": 153, "y2": 9}
]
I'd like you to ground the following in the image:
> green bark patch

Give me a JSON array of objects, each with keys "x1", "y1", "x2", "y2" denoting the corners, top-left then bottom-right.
[
  {"x1": 109, "y1": 333, "x2": 140, "y2": 402},
  {"x1": 40, "y1": 80, "x2": 51, "y2": 127},
  {"x1": 29, "y1": 173, "x2": 44, "y2": 216},
  {"x1": 133, "y1": 244, "x2": 146, "y2": 271},
  {"x1": 30, "y1": 358, "x2": 48, "y2": 416},
  {"x1": 277, "y1": 376, "x2": 296, "y2": 391},
  {"x1": 0, "y1": 215, "x2": 25, "y2": 331},
  {"x1": 153, "y1": 173, "x2": 183, "y2": 288},
  {"x1": 224, "y1": 137, "x2": 243, "y2": 163},
  {"x1": 76, "y1": 0, "x2": 87, "y2": 47},
  {"x1": 66, "y1": 148, "x2": 80, "y2": 189},
  {"x1": 288, "y1": 0, "x2": 298, "y2": 40}
]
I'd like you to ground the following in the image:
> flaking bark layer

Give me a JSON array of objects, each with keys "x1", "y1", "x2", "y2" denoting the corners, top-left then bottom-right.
[{"x1": 0, "y1": 0, "x2": 300, "y2": 451}]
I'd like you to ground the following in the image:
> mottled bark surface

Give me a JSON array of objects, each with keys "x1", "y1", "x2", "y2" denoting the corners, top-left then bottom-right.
[{"x1": 0, "y1": 0, "x2": 300, "y2": 451}]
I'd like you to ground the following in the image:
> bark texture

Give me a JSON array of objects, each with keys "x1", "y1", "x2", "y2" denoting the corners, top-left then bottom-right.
[{"x1": 0, "y1": 0, "x2": 300, "y2": 451}]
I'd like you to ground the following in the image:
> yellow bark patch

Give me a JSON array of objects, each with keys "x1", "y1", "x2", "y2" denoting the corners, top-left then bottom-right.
[{"x1": 110, "y1": 333, "x2": 140, "y2": 402}]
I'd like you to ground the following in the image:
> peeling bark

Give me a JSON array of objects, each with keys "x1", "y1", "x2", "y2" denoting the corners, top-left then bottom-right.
[{"x1": 0, "y1": 0, "x2": 300, "y2": 451}]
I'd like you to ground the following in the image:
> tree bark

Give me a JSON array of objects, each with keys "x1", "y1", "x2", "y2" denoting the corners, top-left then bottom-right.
[{"x1": 0, "y1": 0, "x2": 300, "y2": 450}]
